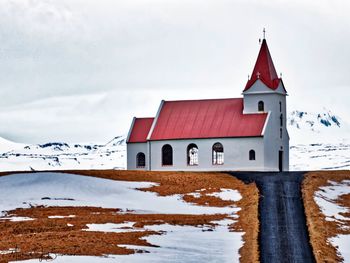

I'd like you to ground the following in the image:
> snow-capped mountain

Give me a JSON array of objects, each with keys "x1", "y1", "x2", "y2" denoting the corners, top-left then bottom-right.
[
  {"x1": 0, "y1": 137, "x2": 25, "y2": 153},
  {"x1": 0, "y1": 108, "x2": 349, "y2": 172},
  {"x1": 288, "y1": 108, "x2": 350, "y2": 171},
  {"x1": 288, "y1": 108, "x2": 350, "y2": 144},
  {"x1": 0, "y1": 136, "x2": 126, "y2": 172}
]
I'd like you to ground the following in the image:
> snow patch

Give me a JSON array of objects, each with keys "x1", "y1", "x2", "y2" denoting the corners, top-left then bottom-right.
[
  {"x1": 0, "y1": 216, "x2": 34, "y2": 222},
  {"x1": 48, "y1": 215, "x2": 76, "y2": 219},
  {"x1": 14, "y1": 222, "x2": 243, "y2": 263},
  {"x1": 330, "y1": 235, "x2": 350, "y2": 263},
  {"x1": 0, "y1": 172, "x2": 240, "y2": 216},
  {"x1": 314, "y1": 180, "x2": 350, "y2": 223},
  {"x1": 314, "y1": 179, "x2": 350, "y2": 261},
  {"x1": 84, "y1": 222, "x2": 140, "y2": 233},
  {"x1": 207, "y1": 188, "x2": 242, "y2": 202},
  {"x1": 1, "y1": 248, "x2": 20, "y2": 255}
]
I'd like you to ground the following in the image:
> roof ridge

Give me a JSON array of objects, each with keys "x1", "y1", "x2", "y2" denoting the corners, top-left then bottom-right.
[{"x1": 164, "y1": 97, "x2": 243, "y2": 103}]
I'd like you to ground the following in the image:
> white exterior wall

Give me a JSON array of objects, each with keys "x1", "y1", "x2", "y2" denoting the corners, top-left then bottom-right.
[
  {"x1": 243, "y1": 80, "x2": 289, "y2": 171},
  {"x1": 127, "y1": 142, "x2": 149, "y2": 170},
  {"x1": 148, "y1": 137, "x2": 265, "y2": 171},
  {"x1": 262, "y1": 115, "x2": 289, "y2": 171}
]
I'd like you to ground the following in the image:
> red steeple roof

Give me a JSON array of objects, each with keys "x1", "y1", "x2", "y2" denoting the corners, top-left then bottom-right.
[{"x1": 244, "y1": 39, "x2": 281, "y2": 91}]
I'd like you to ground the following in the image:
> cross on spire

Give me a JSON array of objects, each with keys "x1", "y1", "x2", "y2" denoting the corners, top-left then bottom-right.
[
  {"x1": 263, "y1": 28, "x2": 266, "y2": 39},
  {"x1": 244, "y1": 35, "x2": 281, "y2": 91}
]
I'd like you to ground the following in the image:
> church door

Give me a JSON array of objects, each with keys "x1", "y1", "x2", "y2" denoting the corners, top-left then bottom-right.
[{"x1": 279, "y1": 151, "x2": 283, "y2": 172}]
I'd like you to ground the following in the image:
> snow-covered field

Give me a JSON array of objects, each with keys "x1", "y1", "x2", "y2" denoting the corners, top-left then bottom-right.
[
  {"x1": 15, "y1": 222, "x2": 242, "y2": 263},
  {"x1": 290, "y1": 141, "x2": 350, "y2": 170},
  {"x1": 288, "y1": 109, "x2": 350, "y2": 170},
  {"x1": 314, "y1": 180, "x2": 350, "y2": 262},
  {"x1": 0, "y1": 172, "x2": 244, "y2": 262},
  {"x1": 0, "y1": 108, "x2": 349, "y2": 171},
  {"x1": 0, "y1": 173, "x2": 239, "y2": 216},
  {"x1": 0, "y1": 136, "x2": 126, "y2": 172},
  {"x1": 16, "y1": 221, "x2": 241, "y2": 263}
]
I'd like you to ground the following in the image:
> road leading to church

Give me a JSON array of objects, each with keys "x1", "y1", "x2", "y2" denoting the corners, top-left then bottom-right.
[{"x1": 230, "y1": 172, "x2": 315, "y2": 263}]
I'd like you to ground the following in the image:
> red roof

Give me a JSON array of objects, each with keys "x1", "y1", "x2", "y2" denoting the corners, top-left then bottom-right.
[
  {"x1": 244, "y1": 39, "x2": 281, "y2": 91},
  {"x1": 149, "y1": 98, "x2": 267, "y2": 141},
  {"x1": 127, "y1": 117, "x2": 154, "y2": 143}
]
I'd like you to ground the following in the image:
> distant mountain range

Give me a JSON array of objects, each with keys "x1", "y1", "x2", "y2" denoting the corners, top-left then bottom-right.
[
  {"x1": 0, "y1": 136, "x2": 126, "y2": 172},
  {"x1": 0, "y1": 109, "x2": 349, "y2": 172}
]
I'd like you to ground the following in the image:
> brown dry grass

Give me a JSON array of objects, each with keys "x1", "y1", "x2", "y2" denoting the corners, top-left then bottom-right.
[
  {"x1": 0, "y1": 170, "x2": 259, "y2": 263},
  {"x1": 0, "y1": 206, "x2": 226, "y2": 262},
  {"x1": 64, "y1": 170, "x2": 260, "y2": 263},
  {"x1": 302, "y1": 170, "x2": 350, "y2": 263}
]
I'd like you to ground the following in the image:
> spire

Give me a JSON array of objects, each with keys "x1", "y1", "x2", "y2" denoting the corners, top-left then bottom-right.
[{"x1": 244, "y1": 38, "x2": 281, "y2": 91}]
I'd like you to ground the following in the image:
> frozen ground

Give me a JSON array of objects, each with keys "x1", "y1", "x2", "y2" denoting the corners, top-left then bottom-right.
[
  {"x1": 330, "y1": 235, "x2": 350, "y2": 263},
  {"x1": 0, "y1": 172, "x2": 240, "y2": 216},
  {"x1": 0, "y1": 172, "x2": 244, "y2": 262},
  {"x1": 15, "y1": 223, "x2": 242, "y2": 263},
  {"x1": 290, "y1": 141, "x2": 350, "y2": 171},
  {"x1": 314, "y1": 180, "x2": 350, "y2": 262}
]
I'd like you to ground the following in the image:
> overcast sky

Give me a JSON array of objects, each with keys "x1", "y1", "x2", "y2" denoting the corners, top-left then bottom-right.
[{"x1": 0, "y1": 0, "x2": 349, "y2": 143}]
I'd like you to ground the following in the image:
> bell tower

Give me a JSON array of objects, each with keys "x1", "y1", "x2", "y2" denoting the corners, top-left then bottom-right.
[{"x1": 242, "y1": 33, "x2": 289, "y2": 171}]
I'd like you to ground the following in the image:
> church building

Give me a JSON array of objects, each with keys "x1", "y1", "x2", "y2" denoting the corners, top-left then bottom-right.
[{"x1": 126, "y1": 37, "x2": 289, "y2": 171}]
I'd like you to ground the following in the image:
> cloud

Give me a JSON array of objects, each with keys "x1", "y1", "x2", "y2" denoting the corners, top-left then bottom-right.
[{"x1": 0, "y1": 0, "x2": 349, "y2": 143}]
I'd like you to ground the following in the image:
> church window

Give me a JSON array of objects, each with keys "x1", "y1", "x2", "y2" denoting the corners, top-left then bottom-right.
[
  {"x1": 280, "y1": 128, "x2": 283, "y2": 139},
  {"x1": 162, "y1": 144, "x2": 173, "y2": 166},
  {"x1": 258, "y1": 101, "x2": 264, "y2": 112},
  {"x1": 212, "y1": 142, "x2": 224, "y2": 165},
  {"x1": 280, "y1": 114, "x2": 283, "y2": 127},
  {"x1": 136, "y1": 152, "x2": 146, "y2": 168},
  {"x1": 279, "y1": 101, "x2": 282, "y2": 112},
  {"x1": 249, "y1": 150, "x2": 256, "y2": 161},
  {"x1": 187, "y1": 143, "x2": 199, "y2": 166}
]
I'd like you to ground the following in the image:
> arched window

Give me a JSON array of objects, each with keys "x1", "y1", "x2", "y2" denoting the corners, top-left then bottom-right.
[
  {"x1": 162, "y1": 144, "x2": 173, "y2": 166},
  {"x1": 136, "y1": 152, "x2": 146, "y2": 168},
  {"x1": 280, "y1": 114, "x2": 283, "y2": 127},
  {"x1": 258, "y1": 101, "x2": 264, "y2": 112},
  {"x1": 187, "y1": 143, "x2": 199, "y2": 166},
  {"x1": 212, "y1": 142, "x2": 224, "y2": 165},
  {"x1": 279, "y1": 101, "x2": 282, "y2": 112},
  {"x1": 249, "y1": 150, "x2": 256, "y2": 161},
  {"x1": 280, "y1": 128, "x2": 283, "y2": 139}
]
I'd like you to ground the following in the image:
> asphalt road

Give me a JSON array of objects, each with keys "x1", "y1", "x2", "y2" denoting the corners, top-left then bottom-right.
[{"x1": 230, "y1": 172, "x2": 315, "y2": 263}]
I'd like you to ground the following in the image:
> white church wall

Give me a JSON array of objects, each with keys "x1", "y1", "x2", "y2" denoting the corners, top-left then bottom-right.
[
  {"x1": 148, "y1": 137, "x2": 266, "y2": 171},
  {"x1": 127, "y1": 142, "x2": 148, "y2": 170},
  {"x1": 262, "y1": 115, "x2": 280, "y2": 171},
  {"x1": 282, "y1": 130, "x2": 290, "y2": 170},
  {"x1": 242, "y1": 80, "x2": 289, "y2": 171},
  {"x1": 242, "y1": 80, "x2": 286, "y2": 96},
  {"x1": 243, "y1": 92, "x2": 286, "y2": 116},
  {"x1": 262, "y1": 116, "x2": 289, "y2": 171}
]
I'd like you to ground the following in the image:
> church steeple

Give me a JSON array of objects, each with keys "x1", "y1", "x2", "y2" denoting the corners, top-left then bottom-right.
[{"x1": 244, "y1": 38, "x2": 281, "y2": 92}]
